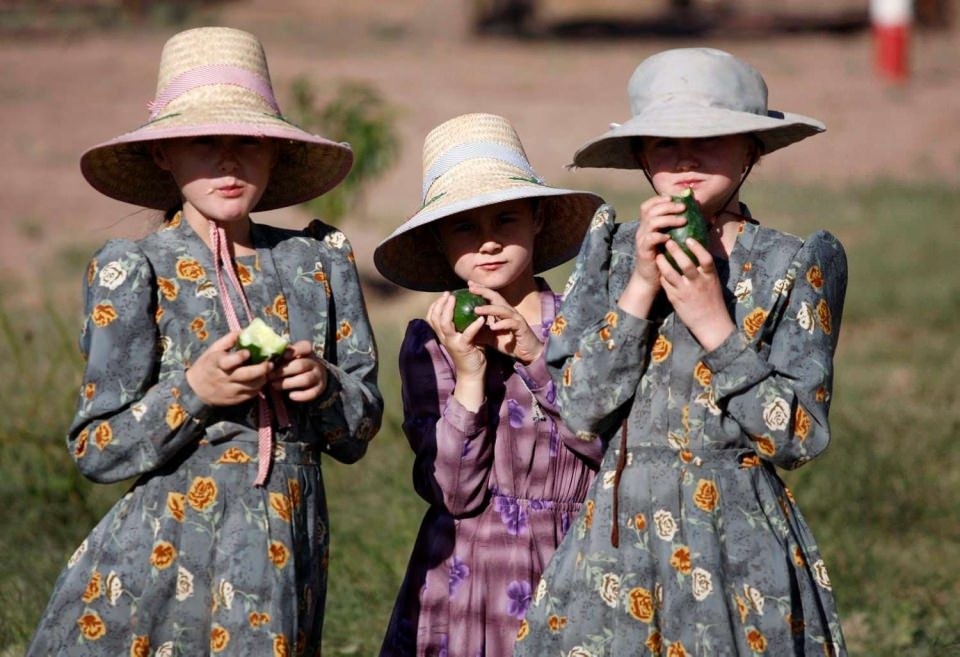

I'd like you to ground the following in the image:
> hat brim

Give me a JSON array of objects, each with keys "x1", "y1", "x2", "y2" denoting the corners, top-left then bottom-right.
[
  {"x1": 80, "y1": 116, "x2": 353, "y2": 212},
  {"x1": 374, "y1": 185, "x2": 603, "y2": 292},
  {"x1": 572, "y1": 104, "x2": 825, "y2": 169}
]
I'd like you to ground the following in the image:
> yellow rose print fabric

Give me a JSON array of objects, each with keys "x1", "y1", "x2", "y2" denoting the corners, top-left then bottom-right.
[
  {"x1": 515, "y1": 205, "x2": 848, "y2": 657},
  {"x1": 26, "y1": 217, "x2": 382, "y2": 655}
]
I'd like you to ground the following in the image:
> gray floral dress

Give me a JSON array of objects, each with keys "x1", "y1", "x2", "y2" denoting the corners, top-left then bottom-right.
[
  {"x1": 513, "y1": 205, "x2": 848, "y2": 657},
  {"x1": 26, "y1": 214, "x2": 382, "y2": 656}
]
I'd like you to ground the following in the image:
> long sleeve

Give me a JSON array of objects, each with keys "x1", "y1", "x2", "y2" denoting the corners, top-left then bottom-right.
[
  {"x1": 546, "y1": 205, "x2": 657, "y2": 441},
  {"x1": 67, "y1": 240, "x2": 212, "y2": 484},
  {"x1": 399, "y1": 320, "x2": 494, "y2": 516},
  {"x1": 702, "y1": 230, "x2": 847, "y2": 469},
  {"x1": 304, "y1": 221, "x2": 383, "y2": 464},
  {"x1": 514, "y1": 349, "x2": 603, "y2": 467}
]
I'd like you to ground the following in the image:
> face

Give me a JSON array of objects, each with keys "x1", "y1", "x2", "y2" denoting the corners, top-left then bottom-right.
[
  {"x1": 436, "y1": 198, "x2": 542, "y2": 297},
  {"x1": 152, "y1": 135, "x2": 279, "y2": 224},
  {"x1": 639, "y1": 135, "x2": 755, "y2": 216}
]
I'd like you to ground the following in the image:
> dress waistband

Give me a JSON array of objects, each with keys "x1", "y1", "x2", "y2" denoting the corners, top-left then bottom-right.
[
  {"x1": 197, "y1": 437, "x2": 319, "y2": 466},
  {"x1": 490, "y1": 490, "x2": 585, "y2": 513},
  {"x1": 620, "y1": 445, "x2": 762, "y2": 470}
]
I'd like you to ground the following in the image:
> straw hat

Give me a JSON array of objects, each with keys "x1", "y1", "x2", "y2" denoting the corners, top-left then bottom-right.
[
  {"x1": 572, "y1": 47, "x2": 825, "y2": 169},
  {"x1": 80, "y1": 26, "x2": 353, "y2": 211},
  {"x1": 374, "y1": 113, "x2": 603, "y2": 292}
]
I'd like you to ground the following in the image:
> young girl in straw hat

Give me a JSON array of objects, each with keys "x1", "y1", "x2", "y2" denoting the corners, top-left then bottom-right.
[
  {"x1": 374, "y1": 113, "x2": 604, "y2": 657},
  {"x1": 26, "y1": 26, "x2": 382, "y2": 655},
  {"x1": 513, "y1": 48, "x2": 848, "y2": 656}
]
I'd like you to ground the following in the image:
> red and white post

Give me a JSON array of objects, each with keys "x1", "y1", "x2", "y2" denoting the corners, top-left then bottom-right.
[{"x1": 871, "y1": 0, "x2": 913, "y2": 81}]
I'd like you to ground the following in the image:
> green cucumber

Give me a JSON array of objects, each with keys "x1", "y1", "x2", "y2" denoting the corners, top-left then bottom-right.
[
  {"x1": 237, "y1": 318, "x2": 289, "y2": 363},
  {"x1": 451, "y1": 289, "x2": 486, "y2": 333},
  {"x1": 662, "y1": 187, "x2": 709, "y2": 271}
]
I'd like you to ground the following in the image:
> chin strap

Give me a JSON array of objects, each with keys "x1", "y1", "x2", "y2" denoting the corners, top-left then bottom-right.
[
  {"x1": 208, "y1": 220, "x2": 290, "y2": 487},
  {"x1": 641, "y1": 162, "x2": 755, "y2": 224}
]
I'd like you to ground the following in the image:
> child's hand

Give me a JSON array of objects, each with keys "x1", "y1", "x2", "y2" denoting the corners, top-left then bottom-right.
[
  {"x1": 633, "y1": 194, "x2": 688, "y2": 291},
  {"x1": 468, "y1": 283, "x2": 544, "y2": 364},
  {"x1": 426, "y1": 292, "x2": 487, "y2": 379},
  {"x1": 618, "y1": 195, "x2": 688, "y2": 318},
  {"x1": 186, "y1": 331, "x2": 273, "y2": 406},
  {"x1": 269, "y1": 340, "x2": 328, "y2": 402},
  {"x1": 426, "y1": 292, "x2": 486, "y2": 412},
  {"x1": 658, "y1": 238, "x2": 735, "y2": 352}
]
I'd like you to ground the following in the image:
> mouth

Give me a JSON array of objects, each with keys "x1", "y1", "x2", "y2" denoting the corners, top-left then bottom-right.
[
  {"x1": 215, "y1": 184, "x2": 245, "y2": 198},
  {"x1": 476, "y1": 261, "x2": 505, "y2": 272}
]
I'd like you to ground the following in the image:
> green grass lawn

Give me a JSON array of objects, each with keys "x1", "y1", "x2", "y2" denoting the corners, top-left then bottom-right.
[{"x1": 2, "y1": 181, "x2": 958, "y2": 656}]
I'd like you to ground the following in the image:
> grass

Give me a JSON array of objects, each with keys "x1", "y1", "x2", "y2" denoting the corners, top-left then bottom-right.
[{"x1": 1, "y1": 180, "x2": 958, "y2": 655}]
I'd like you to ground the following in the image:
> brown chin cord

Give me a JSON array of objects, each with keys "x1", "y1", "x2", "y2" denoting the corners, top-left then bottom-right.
[{"x1": 640, "y1": 162, "x2": 755, "y2": 227}]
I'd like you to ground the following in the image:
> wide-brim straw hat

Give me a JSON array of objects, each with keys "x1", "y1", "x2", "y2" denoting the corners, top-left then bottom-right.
[
  {"x1": 374, "y1": 113, "x2": 603, "y2": 292},
  {"x1": 572, "y1": 47, "x2": 825, "y2": 169},
  {"x1": 80, "y1": 26, "x2": 353, "y2": 212}
]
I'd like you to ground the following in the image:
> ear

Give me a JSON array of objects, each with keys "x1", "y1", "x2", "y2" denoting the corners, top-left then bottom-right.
[
  {"x1": 530, "y1": 198, "x2": 545, "y2": 235},
  {"x1": 630, "y1": 137, "x2": 649, "y2": 171},
  {"x1": 151, "y1": 142, "x2": 172, "y2": 171}
]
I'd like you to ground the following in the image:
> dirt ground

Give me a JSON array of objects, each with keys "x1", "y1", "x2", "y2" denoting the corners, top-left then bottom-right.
[{"x1": 2, "y1": 0, "x2": 959, "y2": 306}]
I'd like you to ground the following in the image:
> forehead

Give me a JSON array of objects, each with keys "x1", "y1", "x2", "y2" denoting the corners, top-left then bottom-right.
[{"x1": 440, "y1": 198, "x2": 536, "y2": 226}]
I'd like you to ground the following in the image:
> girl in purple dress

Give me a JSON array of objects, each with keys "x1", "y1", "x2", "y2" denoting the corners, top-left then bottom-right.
[{"x1": 373, "y1": 113, "x2": 604, "y2": 657}]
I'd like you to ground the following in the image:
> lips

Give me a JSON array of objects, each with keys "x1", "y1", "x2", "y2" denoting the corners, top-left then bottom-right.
[{"x1": 216, "y1": 184, "x2": 244, "y2": 198}]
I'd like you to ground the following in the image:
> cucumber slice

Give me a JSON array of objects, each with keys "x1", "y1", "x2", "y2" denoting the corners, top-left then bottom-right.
[
  {"x1": 662, "y1": 187, "x2": 709, "y2": 271},
  {"x1": 237, "y1": 318, "x2": 289, "y2": 363}
]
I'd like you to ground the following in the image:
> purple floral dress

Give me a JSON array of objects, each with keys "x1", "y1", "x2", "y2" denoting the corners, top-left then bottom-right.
[{"x1": 379, "y1": 281, "x2": 602, "y2": 657}]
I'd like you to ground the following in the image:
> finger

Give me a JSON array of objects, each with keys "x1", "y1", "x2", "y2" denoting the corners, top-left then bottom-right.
[
  {"x1": 685, "y1": 239, "x2": 715, "y2": 273},
  {"x1": 458, "y1": 315, "x2": 484, "y2": 340},
  {"x1": 656, "y1": 252, "x2": 683, "y2": 284},
  {"x1": 663, "y1": 239, "x2": 697, "y2": 274},
  {"x1": 232, "y1": 360, "x2": 273, "y2": 383},
  {"x1": 467, "y1": 282, "x2": 506, "y2": 306},
  {"x1": 209, "y1": 330, "x2": 241, "y2": 351}
]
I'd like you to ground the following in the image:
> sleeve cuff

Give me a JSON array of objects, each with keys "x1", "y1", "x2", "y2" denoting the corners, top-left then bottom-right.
[
  {"x1": 514, "y1": 353, "x2": 551, "y2": 392},
  {"x1": 443, "y1": 395, "x2": 486, "y2": 436},
  {"x1": 702, "y1": 330, "x2": 774, "y2": 400}
]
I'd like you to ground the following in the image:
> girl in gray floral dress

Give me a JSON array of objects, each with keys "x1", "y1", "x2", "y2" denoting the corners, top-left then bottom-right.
[
  {"x1": 26, "y1": 27, "x2": 382, "y2": 656},
  {"x1": 514, "y1": 48, "x2": 847, "y2": 656}
]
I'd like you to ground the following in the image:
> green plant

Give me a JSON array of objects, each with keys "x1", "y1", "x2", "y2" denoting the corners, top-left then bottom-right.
[{"x1": 288, "y1": 78, "x2": 401, "y2": 224}]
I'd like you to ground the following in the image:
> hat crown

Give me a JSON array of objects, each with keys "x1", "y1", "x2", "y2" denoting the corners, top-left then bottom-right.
[
  {"x1": 420, "y1": 113, "x2": 541, "y2": 202},
  {"x1": 149, "y1": 26, "x2": 280, "y2": 121},
  {"x1": 627, "y1": 48, "x2": 768, "y2": 118}
]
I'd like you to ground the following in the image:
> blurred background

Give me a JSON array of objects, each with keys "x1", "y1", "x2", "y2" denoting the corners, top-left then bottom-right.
[{"x1": 1, "y1": 1, "x2": 958, "y2": 655}]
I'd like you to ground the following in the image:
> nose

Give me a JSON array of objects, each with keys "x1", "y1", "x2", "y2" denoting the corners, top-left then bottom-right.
[
  {"x1": 675, "y1": 143, "x2": 700, "y2": 172},
  {"x1": 478, "y1": 226, "x2": 503, "y2": 254},
  {"x1": 218, "y1": 144, "x2": 240, "y2": 173}
]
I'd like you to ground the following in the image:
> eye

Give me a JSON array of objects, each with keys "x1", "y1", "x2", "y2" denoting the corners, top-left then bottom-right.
[
  {"x1": 450, "y1": 221, "x2": 475, "y2": 234},
  {"x1": 650, "y1": 138, "x2": 677, "y2": 150},
  {"x1": 497, "y1": 213, "x2": 519, "y2": 225}
]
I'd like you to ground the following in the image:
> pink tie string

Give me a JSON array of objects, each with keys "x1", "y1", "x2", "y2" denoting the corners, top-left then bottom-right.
[{"x1": 209, "y1": 220, "x2": 290, "y2": 487}]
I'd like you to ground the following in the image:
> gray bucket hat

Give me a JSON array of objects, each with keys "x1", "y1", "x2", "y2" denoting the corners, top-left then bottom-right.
[
  {"x1": 374, "y1": 113, "x2": 604, "y2": 292},
  {"x1": 572, "y1": 47, "x2": 825, "y2": 169}
]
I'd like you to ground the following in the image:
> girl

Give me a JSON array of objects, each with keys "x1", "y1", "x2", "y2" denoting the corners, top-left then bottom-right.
[
  {"x1": 26, "y1": 26, "x2": 382, "y2": 655},
  {"x1": 514, "y1": 48, "x2": 848, "y2": 656},
  {"x1": 373, "y1": 113, "x2": 604, "y2": 657}
]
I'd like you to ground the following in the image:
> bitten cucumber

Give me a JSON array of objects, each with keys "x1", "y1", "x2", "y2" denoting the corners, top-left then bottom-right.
[
  {"x1": 237, "y1": 318, "x2": 289, "y2": 363},
  {"x1": 451, "y1": 289, "x2": 486, "y2": 333},
  {"x1": 662, "y1": 187, "x2": 709, "y2": 271}
]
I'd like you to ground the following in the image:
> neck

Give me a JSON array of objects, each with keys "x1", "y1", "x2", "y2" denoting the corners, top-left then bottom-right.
[
  {"x1": 182, "y1": 204, "x2": 255, "y2": 256},
  {"x1": 502, "y1": 276, "x2": 543, "y2": 327},
  {"x1": 709, "y1": 198, "x2": 745, "y2": 257}
]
